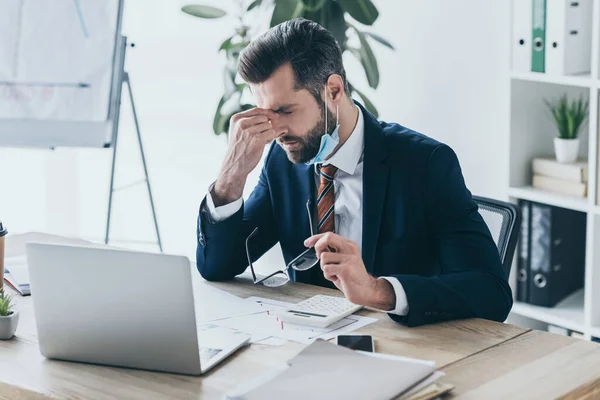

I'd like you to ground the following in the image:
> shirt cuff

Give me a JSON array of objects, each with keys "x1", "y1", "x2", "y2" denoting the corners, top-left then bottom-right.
[
  {"x1": 204, "y1": 182, "x2": 243, "y2": 222},
  {"x1": 380, "y1": 277, "x2": 410, "y2": 316}
]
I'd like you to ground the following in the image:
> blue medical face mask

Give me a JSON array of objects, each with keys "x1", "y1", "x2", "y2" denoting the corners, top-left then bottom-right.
[{"x1": 305, "y1": 94, "x2": 340, "y2": 165}]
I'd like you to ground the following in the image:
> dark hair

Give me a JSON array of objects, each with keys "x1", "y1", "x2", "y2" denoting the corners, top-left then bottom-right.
[{"x1": 238, "y1": 18, "x2": 350, "y2": 105}]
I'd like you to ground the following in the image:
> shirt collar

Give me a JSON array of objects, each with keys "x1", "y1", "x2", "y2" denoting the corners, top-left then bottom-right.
[{"x1": 318, "y1": 105, "x2": 365, "y2": 175}]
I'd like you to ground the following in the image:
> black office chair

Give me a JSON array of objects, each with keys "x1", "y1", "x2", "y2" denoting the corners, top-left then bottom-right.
[{"x1": 472, "y1": 196, "x2": 521, "y2": 278}]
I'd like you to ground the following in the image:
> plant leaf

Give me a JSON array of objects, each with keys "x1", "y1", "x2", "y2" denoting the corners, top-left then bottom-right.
[
  {"x1": 213, "y1": 95, "x2": 228, "y2": 135},
  {"x1": 270, "y1": 0, "x2": 304, "y2": 27},
  {"x1": 301, "y1": 0, "x2": 327, "y2": 12},
  {"x1": 350, "y1": 84, "x2": 378, "y2": 118},
  {"x1": 247, "y1": 0, "x2": 262, "y2": 11},
  {"x1": 182, "y1": 5, "x2": 227, "y2": 19},
  {"x1": 356, "y1": 30, "x2": 380, "y2": 88},
  {"x1": 219, "y1": 36, "x2": 234, "y2": 52},
  {"x1": 337, "y1": 0, "x2": 379, "y2": 25},
  {"x1": 325, "y1": 1, "x2": 347, "y2": 48},
  {"x1": 365, "y1": 32, "x2": 395, "y2": 50},
  {"x1": 545, "y1": 94, "x2": 589, "y2": 139},
  {"x1": 223, "y1": 69, "x2": 237, "y2": 98}
]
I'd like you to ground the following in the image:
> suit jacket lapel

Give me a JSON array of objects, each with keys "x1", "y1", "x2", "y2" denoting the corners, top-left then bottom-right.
[
  {"x1": 287, "y1": 162, "x2": 317, "y2": 285},
  {"x1": 290, "y1": 162, "x2": 316, "y2": 238},
  {"x1": 360, "y1": 104, "x2": 390, "y2": 274}
]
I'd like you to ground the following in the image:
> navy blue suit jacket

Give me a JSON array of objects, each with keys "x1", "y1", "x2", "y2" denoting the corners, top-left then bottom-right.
[{"x1": 196, "y1": 103, "x2": 512, "y2": 327}]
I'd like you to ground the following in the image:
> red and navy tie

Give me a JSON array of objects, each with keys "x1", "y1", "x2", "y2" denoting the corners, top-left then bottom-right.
[{"x1": 317, "y1": 164, "x2": 338, "y2": 233}]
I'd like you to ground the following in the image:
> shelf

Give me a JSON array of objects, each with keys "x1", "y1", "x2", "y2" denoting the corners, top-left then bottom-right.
[
  {"x1": 508, "y1": 186, "x2": 590, "y2": 213},
  {"x1": 511, "y1": 289, "x2": 586, "y2": 333},
  {"x1": 511, "y1": 71, "x2": 594, "y2": 88}
]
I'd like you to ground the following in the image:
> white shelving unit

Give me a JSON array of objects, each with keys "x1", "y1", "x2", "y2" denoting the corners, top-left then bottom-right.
[{"x1": 508, "y1": 0, "x2": 600, "y2": 341}]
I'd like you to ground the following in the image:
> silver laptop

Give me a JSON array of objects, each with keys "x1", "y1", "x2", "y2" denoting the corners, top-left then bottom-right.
[{"x1": 26, "y1": 242, "x2": 249, "y2": 375}]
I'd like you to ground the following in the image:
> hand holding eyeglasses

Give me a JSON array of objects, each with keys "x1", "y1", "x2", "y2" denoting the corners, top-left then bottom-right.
[{"x1": 304, "y1": 232, "x2": 397, "y2": 311}]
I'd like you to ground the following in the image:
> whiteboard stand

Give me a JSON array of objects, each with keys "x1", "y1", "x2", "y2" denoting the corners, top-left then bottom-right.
[{"x1": 104, "y1": 38, "x2": 163, "y2": 253}]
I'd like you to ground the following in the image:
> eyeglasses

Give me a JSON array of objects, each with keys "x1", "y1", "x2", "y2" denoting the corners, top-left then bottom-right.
[{"x1": 246, "y1": 200, "x2": 320, "y2": 287}]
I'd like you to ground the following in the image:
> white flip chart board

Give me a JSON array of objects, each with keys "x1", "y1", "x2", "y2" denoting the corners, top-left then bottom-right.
[{"x1": 0, "y1": 0, "x2": 124, "y2": 148}]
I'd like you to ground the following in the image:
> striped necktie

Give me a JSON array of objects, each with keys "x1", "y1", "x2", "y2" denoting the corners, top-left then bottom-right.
[{"x1": 317, "y1": 164, "x2": 338, "y2": 233}]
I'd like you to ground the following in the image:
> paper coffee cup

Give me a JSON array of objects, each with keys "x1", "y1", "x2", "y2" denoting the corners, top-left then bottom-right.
[{"x1": 0, "y1": 222, "x2": 6, "y2": 288}]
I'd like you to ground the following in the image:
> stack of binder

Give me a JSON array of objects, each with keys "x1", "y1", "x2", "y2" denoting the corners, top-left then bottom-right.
[
  {"x1": 532, "y1": 157, "x2": 588, "y2": 197},
  {"x1": 517, "y1": 200, "x2": 586, "y2": 307},
  {"x1": 512, "y1": 0, "x2": 593, "y2": 75}
]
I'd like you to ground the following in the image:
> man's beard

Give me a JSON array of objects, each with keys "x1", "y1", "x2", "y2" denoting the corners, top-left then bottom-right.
[{"x1": 278, "y1": 109, "x2": 337, "y2": 164}]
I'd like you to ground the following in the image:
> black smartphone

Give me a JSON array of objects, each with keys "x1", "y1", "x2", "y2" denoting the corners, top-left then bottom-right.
[{"x1": 336, "y1": 335, "x2": 374, "y2": 352}]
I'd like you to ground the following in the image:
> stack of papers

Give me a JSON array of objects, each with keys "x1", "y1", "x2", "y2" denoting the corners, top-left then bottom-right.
[
  {"x1": 193, "y1": 283, "x2": 265, "y2": 324},
  {"x1": 227, "y1": 339, "x2": 448, "y2": 400},
  {"x1": 4, "y1": 256, "x2": 30, "y2": 296},
  {"x1": 199, "y1": 296, "x2": 377, "y2": 345}
]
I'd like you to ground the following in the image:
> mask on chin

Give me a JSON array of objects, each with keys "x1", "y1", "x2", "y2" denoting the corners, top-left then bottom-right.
[{"x1": 305, "y1": 90, "x2": 340, "y2": 165}]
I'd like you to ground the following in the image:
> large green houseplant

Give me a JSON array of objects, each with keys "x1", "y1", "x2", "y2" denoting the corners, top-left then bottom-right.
[{"x1": 182, "y1": 0, "x2": 393, "y2": 135}]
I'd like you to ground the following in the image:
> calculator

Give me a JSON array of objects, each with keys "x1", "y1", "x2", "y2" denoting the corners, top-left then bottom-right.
[{"x1": 275, "y1": 295, "x2": 363, "y2": 328}]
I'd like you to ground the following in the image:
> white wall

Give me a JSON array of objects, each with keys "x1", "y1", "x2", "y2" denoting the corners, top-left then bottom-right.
[
  {"x1": 0, "y1": 0, "x2": 510, "y2": 263},
  {"x1": 359, "y1": 1, "x2": 511, "y2": 200}
]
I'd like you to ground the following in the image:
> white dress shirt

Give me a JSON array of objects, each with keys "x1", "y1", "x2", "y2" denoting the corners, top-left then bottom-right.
[{"x1": 204, "y1": 106, "x2": 409, "y2": 316}]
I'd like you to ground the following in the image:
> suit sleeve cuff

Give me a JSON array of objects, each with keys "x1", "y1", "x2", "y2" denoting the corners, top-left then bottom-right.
[
  {"x1": 204, "y1": 182, "x2": 243, "y2": 222},
  {"x1": 380, "y1": 277, "x2": 410, "y2": 316}
]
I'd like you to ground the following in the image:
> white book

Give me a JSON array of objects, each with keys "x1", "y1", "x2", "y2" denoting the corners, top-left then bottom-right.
[
  {"x1": 532, "y1": 174, "x2": 587, "y2": 197},
  {"x1": 532, "y1": 157, "x2": 588, "y2": 182},
  {"x1": 545, "y1": 0, "x2": 593, "y2": 76},
  {"x1": 512, "y1": 0, "x2": 533, "y2": 72}
]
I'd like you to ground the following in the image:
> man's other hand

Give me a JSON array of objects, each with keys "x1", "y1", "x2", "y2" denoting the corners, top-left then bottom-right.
[{"x1": 304, "y1": 232, "x2": 396, "y2": 311}]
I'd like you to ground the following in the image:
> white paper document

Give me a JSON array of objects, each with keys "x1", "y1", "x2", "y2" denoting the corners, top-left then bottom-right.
[
  {"x1": 212, "y1": 296, "x2": 377, "y2": 344},
  {"x1": 193, "y1": 282, "x2": 265, "y2": 325}
]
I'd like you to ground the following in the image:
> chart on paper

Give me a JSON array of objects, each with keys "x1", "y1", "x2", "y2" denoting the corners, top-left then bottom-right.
[{"x1": 208, "y1": 297, "x2": 377, "y2": 344}]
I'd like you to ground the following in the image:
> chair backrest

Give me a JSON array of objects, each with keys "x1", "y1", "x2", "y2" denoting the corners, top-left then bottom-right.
[{"x1": 472, "y1": 196, "x2": 521, "y2": 278}]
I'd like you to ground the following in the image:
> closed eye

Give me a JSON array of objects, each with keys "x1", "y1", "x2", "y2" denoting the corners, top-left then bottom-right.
[{"x1": 274, "y1": 108, "x2": 293, "y2": 115}]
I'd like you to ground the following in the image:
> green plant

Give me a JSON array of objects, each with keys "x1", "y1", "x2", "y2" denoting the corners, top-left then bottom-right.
[
  {"x1": 0, "y1": 287, "x2": 14, "y2": 317},
  {"x1": 182, "y1": 0, "x2": 393, "y2": 135},
  {"x1": 544, "y1": 94, "x2": 589, "y2": 140}
]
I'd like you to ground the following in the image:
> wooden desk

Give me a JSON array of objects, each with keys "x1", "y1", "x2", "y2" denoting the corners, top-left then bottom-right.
[
  {"x1": 1, "y1": 233, "x2": 598, "y2": 399},
  {"x1": 441, "y1": 330, "x2": 600, "y2": 399}
]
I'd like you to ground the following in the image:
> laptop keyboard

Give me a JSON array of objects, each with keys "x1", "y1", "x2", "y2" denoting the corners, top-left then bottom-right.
[{"x1": 199, "y1": 347, "x2": 222, "y2": 365}]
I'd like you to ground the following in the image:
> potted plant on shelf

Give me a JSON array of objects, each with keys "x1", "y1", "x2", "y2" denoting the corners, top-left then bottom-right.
[
  {"x1": 0, "y1": 287, "x2": 18, "y2": 340},
  {"x1": 544, "y1": 94, "x2": 589, "y2": 163}
]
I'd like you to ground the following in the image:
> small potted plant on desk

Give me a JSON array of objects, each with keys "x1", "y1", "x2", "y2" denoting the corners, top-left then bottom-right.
[
  {"x1": 0, "y1": 287, "x2": 18, "y2": 340},
  {"x1": 545, "y1": 94, "x2": 589, "y2": 163}
]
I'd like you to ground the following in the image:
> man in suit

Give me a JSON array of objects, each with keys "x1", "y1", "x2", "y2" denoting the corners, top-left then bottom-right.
[{"x1": 196, "y1": 18, "x2": 512, "y2": 327}]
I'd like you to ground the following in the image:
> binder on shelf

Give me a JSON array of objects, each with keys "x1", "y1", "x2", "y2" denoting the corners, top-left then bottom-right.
[
  {"x1": 512, "y1": 0, "x2": 533, "y2": 72},
  {"x1": 545, "y1": 0, "x2": 592, "y2": 76},
  {"x1": 528, "y1": 203, "x2": 586, "y2": 307},
  {"x1": 517, "y1": 200, "x2": 531, "y2": 303},
  {"x1": 532, "y1": 0, "x2": 547, "y2": 72}
]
